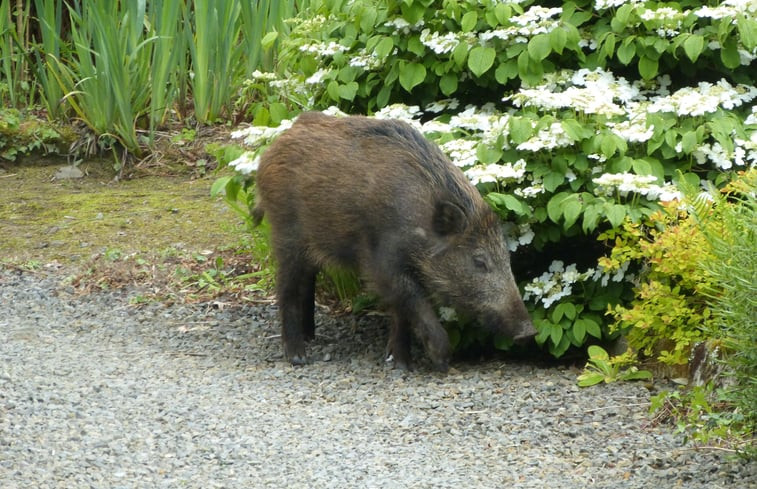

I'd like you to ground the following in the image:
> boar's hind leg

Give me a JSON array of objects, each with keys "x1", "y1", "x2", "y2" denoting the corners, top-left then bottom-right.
[{"x1": 276, "y1": 256, "x2": 317, "y2": 365}]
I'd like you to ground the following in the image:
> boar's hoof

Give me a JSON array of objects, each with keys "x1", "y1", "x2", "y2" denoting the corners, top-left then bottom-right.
[
  {"x1": 432, "y1": 359, "x2": 450, "y2": 374},
  {"x1": 289, "y1": 354, "x2": 308, "y2": 366},
  {"x1": 386, "y1": 353, "x2": 411, "y2": 372}
]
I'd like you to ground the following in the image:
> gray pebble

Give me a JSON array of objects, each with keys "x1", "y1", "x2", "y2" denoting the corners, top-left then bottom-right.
[{"x1": 0, "y1": 268, "x2": 754, "y2": 488}]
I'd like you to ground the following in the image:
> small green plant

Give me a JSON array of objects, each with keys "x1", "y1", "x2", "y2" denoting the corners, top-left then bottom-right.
[
  {"x1": 650, "y1": 385, "x2": 755, "y2": 458},
  {"x1": 0, "y1": 109, "x2": 65, "y2": 160},
  {"x1": 578, "y1": 345, "x2": 652, "y2": 387}
]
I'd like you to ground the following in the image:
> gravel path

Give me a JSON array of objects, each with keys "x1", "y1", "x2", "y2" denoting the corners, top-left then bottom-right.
[{"x1": 1, "y1": 268, "x2": 754, "y2": 488}]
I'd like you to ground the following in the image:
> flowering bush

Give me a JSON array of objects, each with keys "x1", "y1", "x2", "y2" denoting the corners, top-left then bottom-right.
[{"x1": 217, "y1": 0, "x2": 756, "y2": 358}]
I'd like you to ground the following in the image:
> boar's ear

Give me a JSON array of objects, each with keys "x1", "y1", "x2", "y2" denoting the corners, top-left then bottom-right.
[{"x1": 433, "y1": 201, "x2": 467, "y2": 236}]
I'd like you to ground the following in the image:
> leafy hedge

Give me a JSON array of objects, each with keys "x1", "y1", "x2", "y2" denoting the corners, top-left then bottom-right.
[{"x1": 221, "y1": 0, "x2": 757, "y2": 358}]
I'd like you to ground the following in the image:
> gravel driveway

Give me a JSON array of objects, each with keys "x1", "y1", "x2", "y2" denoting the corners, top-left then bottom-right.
[{"x1": 1, "y1": 268, "x2": 754, "y2": 488}]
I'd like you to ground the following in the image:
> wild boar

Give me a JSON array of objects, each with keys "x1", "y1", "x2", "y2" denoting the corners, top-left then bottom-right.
[{"x1": 253, "y1": 112, "x2": 536, "y2": 371}]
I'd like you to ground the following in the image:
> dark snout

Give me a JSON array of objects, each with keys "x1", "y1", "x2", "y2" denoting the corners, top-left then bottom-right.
[
  {"x1": 511, "y1": 319, "x2": 537, "y2": 345},
  {"x1": 480, "y1": 312, "x2": 537, "y2": 345}
]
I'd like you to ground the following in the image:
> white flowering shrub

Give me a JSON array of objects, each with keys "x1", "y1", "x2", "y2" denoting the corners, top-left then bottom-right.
[{"x1": 216, "y1": 0, "x2": 757, "y2": 358}]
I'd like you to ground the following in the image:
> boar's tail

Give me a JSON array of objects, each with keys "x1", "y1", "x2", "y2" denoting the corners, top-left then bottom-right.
[{"x1": 252, "y1": 204, "x2": 265, "y2": 227}]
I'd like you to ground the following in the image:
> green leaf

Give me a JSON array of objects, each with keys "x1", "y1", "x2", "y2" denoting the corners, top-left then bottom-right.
[
  {"x1": 721, "y1": 39, "x2": 741, "y2": 69},
  {"x1": 547, "y1": 192, "x2": 572, "y2": 223},
  {"x1": 327, "y1": 80, "x2": 340, "y2": 100},
  {"x1": 600, "y1": 134, "x2": 618, "y2": 158},
  {"x1": 461, "y1": 11, "x2": 478, "y2": 32},
  {"x1": 587, "y1": 344, "x2": 609, "y2": 360},
  {"x1": 337, "y1": 81, "x2": 359, "y2": 101},
  {"x1": 440, "y1": 73, "x2": 458, "y2": 96},
  {"x1": 681, "y1": 130, "x2": 698, "y2": 153},
  {"x1": 509, "y1": 117, "x2": 533, "y2": 144},
  {"x1": 621, "y1": 369, "x2": 653, "y2": 381},
  {"x1": 476, "y1": 144, "x2": 502, "y2": 164},
  {"x1": 683, "y1": 34, "x2": 704, "y2": 62},
  {"x1": 583, "y1": 318, "x2": 602, "y2": 339},
  {"x1": 582, "y1": 203, "x2": 602, "y2": 233},
  {"x1": 553, "y1": 302, "x2": 577, "y2": 322},
  {"x1": 261, "y1": 32, "x2": 278, "y2": 50},
  {"x1": 494, "y1": 3, "x2": 511, "y2": 24},
  {"x1": 612, "y1": 4, "x2": 633, "y2": 31},
  {"x1": 494, "y1": 60, "x2": 518, "y2": 84},
  {"x1": 550, "y1": 27, "x2": 567, "y2": 54},
  {"x1": 638, "y1": 56, "x2": 658, "y2": 80},
  {"x1": 398, "y1": 62, "x2": 426, "y2": 92},
  {"x1": 468, "y1": 46, "x2": 496, "y2": 77},
  {"x1": 550, "y1": 322, "x2": 563, "y2": 346},
  {"x1": 453, "y1": 42, "x2": 469, "y2": 68},
  {"x1": 563, "y1": 199, "x2": 582, "y2": 229},
  {"x1": 573, "y1": 318, "x2": 586, "y2": 344},
  {"x1": 543, "y1": 171, "x2": 564, "y2": 192},
  {"x1": 374, "y1": 37, "x2": 394, "y2": 57},
  {"x1": 605, "y1": 203, "x2": 626, "y2": 228},
  {"x1": 528, "y1": 33, "x2": 552, "y2": 61},
  {"x1": 577, "y1": 372, "x2": 605, "y2": 387},
  {"x1": 738, "y1": 17, "x2": 757, "y2": 50},
  {"x1": 502, "y1": 195, "x2": 528, "y2": 215},
  {"x1": 210, "y1": 175, "x2": 233, "y2": 197},
  {"x1": 617, "y1": 38, "x2": 636, "y2": 65}
]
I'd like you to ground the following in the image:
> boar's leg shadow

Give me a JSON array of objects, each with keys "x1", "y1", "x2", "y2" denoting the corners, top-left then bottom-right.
[{"x1": 275, "y1": 249, "x2": 318, "y2": 365}]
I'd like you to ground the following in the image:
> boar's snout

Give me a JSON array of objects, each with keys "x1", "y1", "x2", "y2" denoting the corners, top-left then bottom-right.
[
  {"x1": 512, "y1": 319, "x2": 538, "y2": 345},
  {"x1": 480, "y1": 311, "x2": 537, "y2": 346}
]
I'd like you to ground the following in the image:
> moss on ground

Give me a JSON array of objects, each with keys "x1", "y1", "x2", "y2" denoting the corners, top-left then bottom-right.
[{"x1": 0, "y1": 157, "x2": 245, "y2": 267}]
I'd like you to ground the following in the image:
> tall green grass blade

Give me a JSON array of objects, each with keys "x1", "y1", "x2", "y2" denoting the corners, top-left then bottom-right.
[
  {"x1": 147, "y1": 0, "x2": 183, "y2": 137},
  {"x1": 0, "y1": 0, "x2": 32, "y2": 108},
  {"x1": 190, "y1": 0, "x2": 243, "y2": 123},
  {"x1": 33, "y1": 0, "x2": 65, "y2": 118}
]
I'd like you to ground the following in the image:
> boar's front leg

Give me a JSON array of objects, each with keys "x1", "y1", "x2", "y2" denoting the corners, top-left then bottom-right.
[
  {"x1": 382, "y1": 275, "x2": 451, "y2": 372},
  {"x1": 276, "y1": 254, "x2": 317, "y2": 365}
]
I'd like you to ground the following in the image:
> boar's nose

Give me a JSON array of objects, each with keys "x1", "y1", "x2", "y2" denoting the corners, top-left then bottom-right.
[{"x1": 512, "y1": 320, "x2": 537, "y2": 345}]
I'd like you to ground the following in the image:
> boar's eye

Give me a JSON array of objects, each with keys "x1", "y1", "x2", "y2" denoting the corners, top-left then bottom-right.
[{"x1": 473, "y1": 255, "x2": 489, "y2": 272}]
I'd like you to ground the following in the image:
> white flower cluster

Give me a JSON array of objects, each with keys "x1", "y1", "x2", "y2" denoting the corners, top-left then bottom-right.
[
  {"x1": 523, "y1": 260, "x2": 595, "y2": 308},
  {"x1": 449, "y1": 105, "x2": 501, "y2": 132},
  {"x1": 503, "y1": 222, "x2": 536, "y2": 252},
  {"x1": 695, "y1": 0, "x2": 757, "y2": 19},
  {"x1": 595, "y1": 0, "x2": 643, "y2": 10},
  {"x1": 606, "y1": 105, "x2": 655, "y2": 142},
  {"x1": 440, "y1": 138, "x2": 478, "y2": 167},
  {"x1": 305, "y1": 68, "x2": 331, "y2": 85},
  {"x1": 420, "y1": 29, "x2": 464, "y2": 54},
  {"x1": 374, "y1": 103, "x2": 422, "y2": 122},
  {"x1": 299, "y1": 41, "x2": 348, "y2": 57},
  {"x1": 384, "y1": 17, "x2": 425, "y2": 34},
  {"x1": 507, "y1": 68, "x2": 636, "y2": 115},
  {"x1": 248, "y1": 70, "x2": 278, "y2": 82},
  {"x1": 517, "y1": 122, "x2": 574, "y2": 151},
  {"x1": 348, "y1": 49, "x2": 384, "y2": 70},
  {"x1": 514, "y1": 181, "x2": 545, "y2": 199},
  {"x1": 648, "y1": 80, "x2": 757, "y2": 117},
  {"x1": 228, "y1": 151, "x2": 259, "y2": 175},
  {"x1": 594, "y1": 260, "x2": 630, "y2": 287},
  {"x1": 479, "y1": 5, "x2": 562, "y2": 44},
  {"x1": 228, "y1": 120, "x2": 296, "y2": 175},
  {"x1": 746, "y1": 105, "x2": 757, "y2": 125},
  {"x1": 425, "y1": 98, "x2": 460, "y2": 113},
  {"x1": 465, "y1": 159, "x2": 527, "y2": 185},
  {"x1": 694, "y1": 131, "x2": 757, "y2": 170},
  {"x1": 592, "y1": 172, "x2": 682, "y2": 201},
  {"x1": 639, "y1": 7, "x2": 687, "y2": 37}
]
